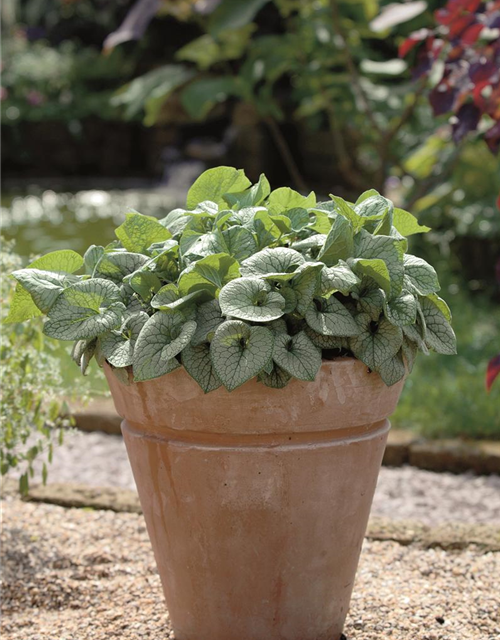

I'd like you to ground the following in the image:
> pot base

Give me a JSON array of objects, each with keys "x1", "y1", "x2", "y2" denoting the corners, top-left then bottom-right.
[{"x1": 122, "y1": 417, "x2": 390, "y2": 640}]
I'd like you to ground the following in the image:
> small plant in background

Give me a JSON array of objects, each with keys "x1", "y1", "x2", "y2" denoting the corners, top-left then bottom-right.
[
  {"x1": 1, "y1": 241, "x2": 75, "y2": 493},
  {"x1": 6, "y1": 167, "x2": 456, "y2": 394},
  {"x1": 401, "y1": 0, "x2": 500, "y2": 153}
]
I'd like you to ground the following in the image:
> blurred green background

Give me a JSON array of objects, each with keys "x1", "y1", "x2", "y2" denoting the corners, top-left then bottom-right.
[{"x1": 1, "y1": 0, "x2": 499, "y2": 439}]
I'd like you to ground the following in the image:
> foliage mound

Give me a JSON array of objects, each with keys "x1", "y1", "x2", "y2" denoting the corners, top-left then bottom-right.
[{"x1": 6, "y1": 167, "x2": 456, "y2": 393}]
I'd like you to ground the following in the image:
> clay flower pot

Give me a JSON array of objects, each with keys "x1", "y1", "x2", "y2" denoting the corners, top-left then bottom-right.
[{"x1": 105, "y1": 357, "x2": 404, "y2": 640}]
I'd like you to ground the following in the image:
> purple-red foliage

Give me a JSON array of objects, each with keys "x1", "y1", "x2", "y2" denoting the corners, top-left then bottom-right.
[{"x1": 401, "y1": 0, "x2": 500, "y2": 152}]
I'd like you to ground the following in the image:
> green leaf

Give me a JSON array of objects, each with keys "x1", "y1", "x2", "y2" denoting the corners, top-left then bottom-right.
[
  {"x1": 350, "y1": 314, "x2": 403, "y2": 371},
  {"x1": 151, "y1": 284, "x2": 202, "y2": 311},
  {"x1": 100, "y1": 312, "x2": 149, "y2": 368},
  {"x1": 353, "y1": 230, "x2": 405, "y2": 294},
  {"x1": 355, "y1": 194, "x2": 392, "y2": 220},
  {"x1": 4, "y1": 250, "x2": 84, "y2": 324},
  {"x1": 115, "y1": 212, "x2": 171, "y2": 253},
  {"x1": 182, "y1": 343, "x2": 222, "y2": 393},
  {"x1": 252, "y1": 210, "x2": 282, "y2": 249},
  {"x1": 318, "y1": 215, "x2": 354, "y2": 266},
  {"x1": 420, "y1": 298, "x2": 457, "y2": 355},
  {"x1": 181, "y1": 76, "x2": 240, "y2": 120},
  {"x1": 258, "y1": 364, "x2": 292, "y2": 389},
  {"x1": 402, "y1": 337, "x2": 419, "y2": 373},
  {"x1": 350, "y1": 258, "x2": 391, "y2": 295},
  {"x1": 187, "y1": 166, "x2": 251, "y2": 209},
  {"x1": 377, "y1": 351, "x2": 406, "y2": 386},
  {"x1": 11, "y1": 269, "x2": 79, "y2": 314},
  {"x1": 124, "y1": 270, "x2": 161, "y2": 302},
  {"x1": 272, "y1": 331, "x2": 322, "y2": 381},
  {"x1": 221, "y1": 226, "x2": 257, "y2": 262},
  {"x1": 84, "y1": 245, "x2": 105, "y2": 275},
  {"x1": 305, "y1": 297, "x2": 360, "y2": 337},
  {"x1": 426, "y1": 293, "x2": 452, "y2": 322},
  {"x1": 219, "y1": 277, "x2": 285, "y2": 322},
  {"x1": 330, "y1": 196, "x2": 364, "y2": 231},
  {"x1": 354, "y1": 285, "x2": 386, "y2": 321},
  {"x1": 181, "y1": 229, "x2": 228, "y2": 261},
  {"x1": 44, "y1": 279, "x2": 125, "y2": 341},
  {"x1": 404, "y1": 254, "x2": 440, "y2": 296},
  {"x1": 393, "y1": 208, "x2": 430, "y2": 236},
  {"x1": 240, "y1": 248, "x2": 305, "y2": 280},
  {"x1": 210, "y1": 320, "x2": 274, "y2": 391},
  {"x1": 355, "y1": 189, "x2": 380, "y2": 204},
  {"x1": 284, "y1": 207, "x2": 310, "y2": 231},
  {"x1": 191, "y1": 299, "x2": 224, "y2": 345},
  {"x1": 96, "y1": 252, "x2": 149, "y2": 283},
  {"x1": 178, "y1": 253, "x2": 240, "y2": 297},
  {"x1": 133, "y1": 313, "x2": 197, "y2": 381},
  {"x1": 291, "y1": 263, "x2": 323, "y2": 315},
  {"x1": 383, "y1": 290, "x2": 417, "y2": 327},
  {"x1": 267, "y1": 187, "x2": 316, "y2": 215},
  {"x1": 208, "y1": 0, "x2": 270, "y2": 38},
  {"x1": 279, "y1": 285, "x2": 297, "y2": 313},
  {"x1": 320, "y1": 261, "x2": 360, "y2": 296},
  {"x1": 223, "y1": 173, "x2": 271, "y2": 208}
]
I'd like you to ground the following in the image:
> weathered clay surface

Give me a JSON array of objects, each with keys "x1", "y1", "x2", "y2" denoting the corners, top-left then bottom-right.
[{"x1": 104, "y1": 359, "x2": 404, "y2": 640}]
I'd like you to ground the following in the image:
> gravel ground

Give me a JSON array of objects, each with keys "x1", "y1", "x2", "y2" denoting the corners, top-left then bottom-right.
[
  {"x1": 2, "y1": 497, "x2": 499, "y2": 640},
  {"x1": 29, "y1": 430, "x2": 500, "y2": 526}
]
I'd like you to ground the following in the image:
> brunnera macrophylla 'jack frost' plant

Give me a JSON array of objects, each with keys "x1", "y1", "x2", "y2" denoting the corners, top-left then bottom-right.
[{"x1": 5, "y1": 167, "x2": 457, "y2": 393}]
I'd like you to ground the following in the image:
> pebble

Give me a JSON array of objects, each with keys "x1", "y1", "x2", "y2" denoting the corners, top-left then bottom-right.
[{"x1": 1, "y1": 497, "x2": 499, "y2": 640}]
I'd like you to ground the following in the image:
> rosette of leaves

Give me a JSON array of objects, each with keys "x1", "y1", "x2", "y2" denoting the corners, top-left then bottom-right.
[{"x1": 6, "y1": 166, "x2": 456, "y2": 393}]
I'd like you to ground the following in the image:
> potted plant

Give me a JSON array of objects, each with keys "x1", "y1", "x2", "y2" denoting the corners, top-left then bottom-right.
[{"x1": 7, "y1": 166, "x2": 456, "y2": 640}]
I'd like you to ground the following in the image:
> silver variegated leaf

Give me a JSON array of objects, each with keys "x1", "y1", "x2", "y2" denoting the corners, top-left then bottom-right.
[
  {"x1": 182, "y1": 342, "x2": 222, "y2": 393},
  {"x1": 210, "y1": 320, "x2": 274, "y2": 391},
  {"x1": 133, "y1": 313, "x2": 197, "y2": 382},
  {"x1": 219, "y1": 277, "x2": 285, "y2": 322},
  {"x1": 305, "y1": 297, "x2": 360, "y2": 337},
  {"x1": 272, "y1": 331, "x2": 322, "y2": 381}
]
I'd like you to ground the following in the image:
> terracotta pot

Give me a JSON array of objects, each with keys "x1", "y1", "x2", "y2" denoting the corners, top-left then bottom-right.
[{"x1": 104, "y1": 358, "x2": 404, "y2": 640}]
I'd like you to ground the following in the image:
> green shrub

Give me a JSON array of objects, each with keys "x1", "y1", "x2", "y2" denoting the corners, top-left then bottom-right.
[
  {"x1": 0, "y1": 241, "x2": 74, "y2": 493},
  {"x1": 6, "y1": 167, "x2": 456, "y2": 394}
]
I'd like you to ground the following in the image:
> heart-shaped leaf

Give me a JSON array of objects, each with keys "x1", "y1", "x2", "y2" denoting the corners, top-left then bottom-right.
[
  {"x1": 383, "y1": 289, "x2": 417, "y2": 326},
  {"x1": 5, "y1": 250, "x2": 84, "y2": 324},
  {"x1": 258, "y1": 363, "x2": 292, "y2": 389},
  {"x1": 404, "y1": 254, "x2": 440, "y2": 295},
  {"x1": 221, "y1": 226, "x2": 257, "y2": 262},
  {"x1": 223, "y1": 173, "x2": 271, "y2": 208},
  {"x1": 115, "y1": 212, "x2": 171, "y2": 253},
  {"x1": 191, "y1": 299, "x2": 224, "y2": 345},
  {"x1": 219, "y1": 277, "x2": 285, "y2": 322},
  {"x1": 211, "y1": 320, "x2": 274, "y2": 391},
  {"x1": 350, "y1": 258, "x2": 391, "y2": 294},
  {"x1": 267, "y1": 187, "x2": 316, "y2": 214},
  {"x1": 318, "y1": 215, "x2": 354, "y2": 265},
  {"x1": 151, "y1": 284, "x2": 203, "y2": 311},
  {"x1": 182, "y1": 342, "x2": 222, "y2": 393},
  {"x1": 240, "y1": 247, "x2": 305, "y2": 280},
  {"x1": 178, "y1": 252, "x2": 240, "y2": 297},
  {"x1": 350, "y1": 314, "x2": 403, "y2": 370},
  {"x1": 96, "y1": 252, "x2": 149, "y2": 283},
  {"x1": 187, "y1": 166, "x2": 251, "y2": 209},
  {"x1": 272, "y1": 331, "x2": 322, "y2": 381},
  {"x1": 100, "y1": 312, "x2": 149, "y2": 368},
  {"x1": 305, "y1": 297, "x2": 360, "y2": 337},
  {"x1": 377, "y1": 351, "x2": 406, "y2": 386},
  {"x1": 320, "y1": 261, "x2": 360, "y2": 296},
  {"x1": 44, "y1": 279, "x2": 125, "y2": 341},
  {"x1": 133, "y1": 313, "x2": 197, "y2": 381},
  {"x1": 290, "y1": 262, "x2": 323, "y2": 315},
  {"x1": 420, "y1": 297, "x2": 457, "y2": 355},
  {"x1": 12, "y1": 269, "x2": 79, "y2": 313},
  {"x1": 393, "y1": 208, "x2": 430, "y2": 236}
]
